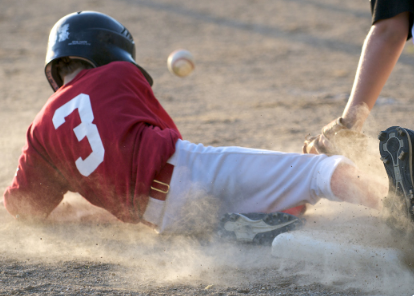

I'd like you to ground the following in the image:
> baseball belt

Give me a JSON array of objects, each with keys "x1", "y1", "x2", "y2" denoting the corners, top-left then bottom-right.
[{"x1": 142, "y1": 163, "x2": 174, "y2": 228}]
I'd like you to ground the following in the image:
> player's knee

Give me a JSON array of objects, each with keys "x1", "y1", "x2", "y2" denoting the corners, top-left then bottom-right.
[
  {"x1": 371, "y1": 12, "x2": 410, "y2": 44},
  {"x1": 312, "y1": 155, "x2": 354, "y2": 203}
]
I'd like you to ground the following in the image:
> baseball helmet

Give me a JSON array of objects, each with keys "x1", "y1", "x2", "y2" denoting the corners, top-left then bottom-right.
[{"x1": 45, "y1": 11, "x2": 153, "y2": 91}]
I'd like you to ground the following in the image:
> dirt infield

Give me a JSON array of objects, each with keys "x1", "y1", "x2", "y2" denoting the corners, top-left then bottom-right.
[{"x1": 1, "y1": 0, "x2": 414, "y2": 295}]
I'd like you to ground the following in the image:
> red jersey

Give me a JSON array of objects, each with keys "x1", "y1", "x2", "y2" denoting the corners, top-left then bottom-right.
[{"x1": 3, "y1": 62, "x2": 181, "y2": 223}]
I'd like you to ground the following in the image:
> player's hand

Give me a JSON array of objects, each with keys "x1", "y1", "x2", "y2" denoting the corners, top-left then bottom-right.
[
  {"x1": 302, "y1": 117, "x2": 366, "y2": 156},
  {"x1": 302, "y1": 133, "x2": 335, "y2": 155}
]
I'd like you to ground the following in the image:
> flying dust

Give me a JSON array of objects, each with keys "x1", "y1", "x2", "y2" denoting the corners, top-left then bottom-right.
[
  {"x1": 1, "y1": 187, "x2": 413, "y2": 295},
  {"x1": 0, "y1": 114, "x2": 413, "y2": 294}
]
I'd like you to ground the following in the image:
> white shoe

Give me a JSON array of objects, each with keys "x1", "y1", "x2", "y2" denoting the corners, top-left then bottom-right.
[{"x1": 218, "y1": 212, "x2": 304, "y2": 244}]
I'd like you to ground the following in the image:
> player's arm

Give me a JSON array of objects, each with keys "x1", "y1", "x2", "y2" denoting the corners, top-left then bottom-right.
[
  {"x1": 303, "y1": 12, "x2": 410, "y2": 155},
  {"x1": 3, "y1": 131, "x2": 69, "y2": 222},
  {"x1": 342, "y1": 11, "x2": 410, "y2": 131}
]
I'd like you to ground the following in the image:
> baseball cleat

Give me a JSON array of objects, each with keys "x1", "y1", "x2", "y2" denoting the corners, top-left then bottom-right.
[
  {"x1": 218, "y1": 212, "x2": 304, "y2": 245},
  {"x1": 379, "y1": 126, "x2": 414, "y2": 222}
]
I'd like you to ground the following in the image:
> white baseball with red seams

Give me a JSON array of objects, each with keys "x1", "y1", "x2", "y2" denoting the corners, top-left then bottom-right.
[{"x1": 167, "y1": 49, "x2": 195, "y2": 77}]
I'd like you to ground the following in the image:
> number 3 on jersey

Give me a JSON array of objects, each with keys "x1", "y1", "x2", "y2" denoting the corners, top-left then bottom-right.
[{"x1": 52, "y1": 93, "x2": 105, "y2": 177}]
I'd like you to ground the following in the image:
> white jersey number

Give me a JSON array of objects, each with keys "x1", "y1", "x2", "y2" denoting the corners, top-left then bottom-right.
[{"x1": 52, "y1": 93, "x2": 105, "y2": 177}]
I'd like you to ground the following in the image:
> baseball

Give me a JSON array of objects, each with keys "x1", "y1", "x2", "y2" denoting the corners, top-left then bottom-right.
[{"x1": 167, "y1": 49, "x2": 195, "y2": 77}]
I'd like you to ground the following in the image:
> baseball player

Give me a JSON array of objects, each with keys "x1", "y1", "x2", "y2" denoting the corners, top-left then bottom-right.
[
  {"x1": 303, "y1": 0, "x2": 414, "y2": 155},
  {"x1": 3, "y1": 11, "x2": 386, "y2": 244}
]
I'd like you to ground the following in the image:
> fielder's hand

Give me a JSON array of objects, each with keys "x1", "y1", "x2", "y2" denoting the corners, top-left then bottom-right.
[{"x1": 302, "y1": 117, "x2": 367, "y2": 156}]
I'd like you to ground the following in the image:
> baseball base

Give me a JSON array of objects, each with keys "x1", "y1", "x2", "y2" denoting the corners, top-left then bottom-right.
[{"x1": 272, "y1": 230, "x2": 402, "y2": 273}]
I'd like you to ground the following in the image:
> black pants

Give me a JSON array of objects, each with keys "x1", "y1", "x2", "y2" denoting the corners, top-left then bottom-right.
[{"x1": 371, "y1": 0, "x2": 414, "y2": 39}]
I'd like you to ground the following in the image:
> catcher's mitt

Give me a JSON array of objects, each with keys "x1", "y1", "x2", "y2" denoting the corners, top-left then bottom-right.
[{"x1": 303, "y1": 117, "x2": 367, "y2": 157}]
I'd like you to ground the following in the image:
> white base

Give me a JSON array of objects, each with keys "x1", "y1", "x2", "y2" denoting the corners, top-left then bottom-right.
[{"x1": 272, "y1": 230, "x2": 402, "y2": 272}]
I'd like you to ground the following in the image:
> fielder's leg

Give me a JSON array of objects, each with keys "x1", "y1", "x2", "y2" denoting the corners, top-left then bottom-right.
[{"x1": 378, "y1": 126, "x2": 414, "y2": 231}]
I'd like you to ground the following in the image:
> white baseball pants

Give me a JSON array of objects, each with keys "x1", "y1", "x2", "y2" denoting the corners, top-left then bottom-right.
[{"x1": 143, "y1": 139, "x2": 351, "y2": 233}]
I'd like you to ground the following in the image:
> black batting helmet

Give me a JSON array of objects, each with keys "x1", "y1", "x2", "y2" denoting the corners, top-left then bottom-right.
[{"x1": 45, "y1": 11, "x2": 153, "y2": 91}]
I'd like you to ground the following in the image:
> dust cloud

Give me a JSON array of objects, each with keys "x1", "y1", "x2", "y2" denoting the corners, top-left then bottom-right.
[
  {"x1": 0, "y1": 193, "x2": 280, "y2": 289},
  {"x1": 285, "y1": 200, "x2": 414, "y2": 295},
  {"x1": 0, "y1": 115, "x2": 413, "y2": 294},
  {"x1": 286, "y1": 114, "x2": 414, "y2": 295},
  {"x1": 1, "y1": 179, "x2": 413, "y2": 295}
]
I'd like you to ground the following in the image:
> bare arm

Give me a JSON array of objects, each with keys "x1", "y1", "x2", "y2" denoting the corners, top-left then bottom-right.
[
  {"x1": 342, "y1": 12, "x2": 410, "y2": 131},
  {"x1": 303, "y1": 12, "x2": 410, "y2": 155}
]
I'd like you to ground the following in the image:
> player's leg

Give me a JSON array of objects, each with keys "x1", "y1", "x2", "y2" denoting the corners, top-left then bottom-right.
[
  {"x1": 219, "y1": 161, "x2": 387, "y2": 243},
  {"x1": 330, "y1": 163, "x2": 386, "y2": 210},
  {"x1": 378, "y1": 126, "x2": 414, "y2": 229},
  {"x1": 165, "y1": 140, "x2": 341, "y2": 213},
  {"x1": 155, "y1": 140, "x2": 383, "y2": 236}
]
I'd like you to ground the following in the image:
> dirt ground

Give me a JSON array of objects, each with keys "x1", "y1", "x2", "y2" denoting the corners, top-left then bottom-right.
[{"x1": 1, "y1": 0, "x2": 414, "y2": 295}]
